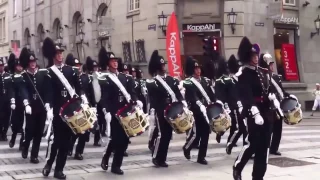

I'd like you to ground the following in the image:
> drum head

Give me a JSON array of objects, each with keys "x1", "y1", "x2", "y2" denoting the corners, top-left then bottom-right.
[
  {"x1": 281, "y1": 98, "x2": 298, "y2": 112},
  {"x1": 207, "y1": 103, "x2": 223, "y2": 120},
  {"x1": 164, "y1": 102, "x2": 184, "y2": 120},
  {"x1": 117, "y1": 103, "x2": 136, "y2": 117},
  {"x1": 60, "y1": 98, "x2": 82, "y2": 117}
]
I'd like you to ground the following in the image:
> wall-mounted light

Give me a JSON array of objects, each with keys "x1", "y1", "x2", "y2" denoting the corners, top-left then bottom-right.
[
  {"x1": 158, "y1": 11, "x2": 168, "y2": 35},
  {"x1": 311, "y1": 15, "x2": 320, "y2": 38},
  {"x1": 31, "y1": 34, "x2": 35, "y2": 36},
  {"x1": 46, "y1": 30, "x2": 50, "y2": 33},
  {"x1": 227, "y1": 8, "x2": 237, "y2": 34},
  {"x1": 302, "y1": 1, "x2": 310, "y2": 7},
  {"x1": 64, "y1": 25, "x2": 69, "y2": 28}
]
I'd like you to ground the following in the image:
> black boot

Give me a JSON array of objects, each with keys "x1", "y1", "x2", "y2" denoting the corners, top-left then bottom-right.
[
  {"x1": 74, "y1": 153, "x2": 83, "y2": 160},
  {"x1": 233, "y1": 166, "x2": 242, "y2": 180},
  {"x1": 21, "y1": 146, "x2": 28, "y2": 159},
  {"x1": 183, "y1": 148, "x2": 191, "y2": 160},
  {"x1": 30, "y1": 157, "x2": 39, "y2": 164},
  {"x1": 9, "y1": 133, "x2": 16, "y2": 148},
  {"x1": 54, "y1": 171, "x2": 66, "y2": 179},
  {"x1": 216, "y1": 134, "x2": 222, "y2": 143},
  {"x1": 197, "y1": 158, "x2": 208, "y2": 165},
  {"x1": 42, "y1": 164, "x2": 52, "y2": 177},
  {"x1": 101, "y1": 155, "x2": 109, "y2": 171},
  {"x1": 270, "y1": 151, "x2": 281, "y2": 156},
  {"x1": 93, "y1": 142, "x2": 101, "y2": 147},
  {"x1": 111, "y1": 167, "x2": 124, "y2": 175},
  {"x1": 226, "y1": 144, "x2": 233, "y2": 155}
]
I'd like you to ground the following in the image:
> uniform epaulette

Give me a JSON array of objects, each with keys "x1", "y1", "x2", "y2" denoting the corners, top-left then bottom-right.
[
  {"x1": 125, "y1": 73, "x2": 132, "y2": 77},
  {"x1": 146, "y1": 79, "x2": 155, "y2": 83},
  {"x1": 14, "y1": 74, "x2": 22, "y2": 78},
  {"x1": 183, "y1": 79, "x2": 192, "y2": 85},
  {"x1": 39, "y1": 69, "x2": 47, "y2": 71},
  {"x1": 258, "y1": 66, "x2": 268, "y2": 72},
  {"x1": 4, "y1": 76, "x2": 10, "y2": 80},
  {"x1": 203, "y1": 77, "x2": 210, "y2": 81}
]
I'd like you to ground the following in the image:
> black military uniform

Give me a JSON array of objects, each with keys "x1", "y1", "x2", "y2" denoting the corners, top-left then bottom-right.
[
  {"x1": 132, "y1": 67, "x2": 148, "y2": 113},
  {"x1": 233, "y1": 37, "x2": 275, "y2": 180},
  {"x1": 226, "y1": 55, "x2": 248, "y2": 154},
  {"x1": 42, "y1": 38, "x2": 81, "y2": 179},
  {"x1": 99, "y1": 47, "x2": 137, "y2": 175},
  {"x1": 146, "y1": 50, "x2": 183, "y2": 167},
  {"x1": 19, "y1": 49, "x2": 48, "y2": 164},
  {"x1": 259, "y1": 53, "x2": 288, "y2": 156},
  {"x1": 7, "y1": 55, "x2": 27, "y2": 150},
  {"x1": 0, "y1": 57, "x2": 15, "y2": 141},
  {"x1": 182, "y1": 57, "x2": 215, "y2": 165}
]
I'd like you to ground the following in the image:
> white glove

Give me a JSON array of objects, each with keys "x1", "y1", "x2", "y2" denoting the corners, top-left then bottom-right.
[
  {"x1": 11, "y1": 104, "x2": 16, "y2": 110},
  {"x1": 224, "y1": 103, "x2": 231, "y2": 114},
  {"x1": 237, "y1": 101, "x2": 243, "y2": 114},
  {"x1": 200, "y1": 104, "x2": 206, "y2": 114},
  {"x1": 136, "y1": 100, "x2": 143, "y2": 109},
  {"x1": 251, "y1": 106, "x2": 264, "y2": 125},
  {"x1": 102, "y1": 108, "x2": 112, "y2": 138},
  {"x1": 45, "y1": 103, "x2": 50, "y2": 112},
  {"x1": 25, "y1": 105, "x2": 32, "y2": 115},
  {"x1": 81, "y1": 103, "x2": 90, "y2": 110},
  {"x1": 81, "y1": 94, "x2": 89, "y2": 105},
  {"x1": 268, "y1": 93, "x2": 276, "y2": 101},
  {"x1": 46, "y1": 108, "x2": 53, "y2": 122},
  {"x1": 10, "y1": 98, "x2": 16, "y2": 110},
  {"x1": 182, "y1": 100, "x2": 188, "y2": 108}
]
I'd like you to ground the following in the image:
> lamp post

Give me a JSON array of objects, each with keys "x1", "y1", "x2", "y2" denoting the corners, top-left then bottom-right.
[
  {"x1": 311, "y1": 15, "x2": 320, "y2": 38},
  {"x1": 227, "y1": 8, "x2": 237, "y2": 34},
  {"x1": 158, "y1": 11, "x2": 168, "y2": 35}
]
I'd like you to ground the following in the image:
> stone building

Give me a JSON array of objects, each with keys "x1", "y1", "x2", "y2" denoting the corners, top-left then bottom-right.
[
  {"x1": 7, "y1": 0, "x2": 320, "y2": 110},
  {"x1": 0, "y1": 0, "x2": 9, "y2": 63}
]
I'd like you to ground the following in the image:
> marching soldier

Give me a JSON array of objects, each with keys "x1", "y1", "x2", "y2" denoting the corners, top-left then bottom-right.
[
  {"x1": 182, "y1": 57, "x2": 215, "y2": 165},
  {"x1": 131, "y1": 67, "x2": 148, "y2": 113},
  {"x1": 99, "y1": 47, "x2": 140, "y2": 175},
  {"x1": 146, "y1": 50, "x2": 184, "y2": 167},
  {"x1": 19, "y1": 48, "x2": 51, "y2": 164},
  {"x1": 0, "y1": 55, "x2": 15, "y2": 141},
  {"x1": 226, "y1": 55, "x2": 247, "y2": 154},
  {"x1": 233, "y1": 37, "x2": 275, "y2": 180},
  {"x1": 7, "y1": 53, "x2": 31, "y2": 150},
  {"x1": 259, "y1": 53, "x2": 288, "y2": 156},
  {"x1": 42, "y1": 37, "x2": 82, "y2": 179}
]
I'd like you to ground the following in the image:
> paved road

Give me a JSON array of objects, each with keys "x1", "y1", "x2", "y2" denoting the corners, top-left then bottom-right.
[{"x1": 1, "y1": 117, "x2": 320, "y2": 180}]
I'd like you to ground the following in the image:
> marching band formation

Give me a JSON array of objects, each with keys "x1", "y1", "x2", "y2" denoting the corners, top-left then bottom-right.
[{"x1": 0, "y1": 36, "x2": 304, "y2": 180}]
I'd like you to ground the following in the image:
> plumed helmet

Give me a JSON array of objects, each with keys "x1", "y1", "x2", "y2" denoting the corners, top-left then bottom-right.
[
  {"x1": 228, "y1": 54, "x2": 239, "y2": 74},
  {"x1": 82, "y1": 64, "x2": 87, "y2": 72},
  {"x1": 237, "y1": 37, "x2": 258, "y2": 64},
  {"x1": 117, "y1": 57, "x2": 124, "y2": 72},
  {"x1": 252, "y1": 43, "x2": 261, "y2": 56},
  {"x1": 65, "y1": 53, "x2": 74, "y2": 66},
  {"x1": 98, "y1": 47, "x2": 109, "y2": 71},
  {"x1": 216, "y1": 57, "x2": 229, "y2": 78},
  {"x1": 7, "y1": 53, "x2": 18, "y2": 73},
  {"x1": 263, "y1": 53, "x2": 274, "y2": 65},
  {"x1": 148, "y1": 50, "x2": 166, "y2": 76},
  {"x1": 122, "y1": 64, "x2": 130, "y2": 72},
  {"x1": 184, "y1": 56, "x2": 201, "y2": 77},
  {"x1": 259, "y1": 53, "x2": 268, "y2": 68},
  {"x1": 86, "y1": 56, "x2": 95, "y2": 72},
  {"x1": 19, "y1": 47, "x2": 31, "y2": 69},
  {"x1": 42, "y1": 37, "x2": 64, "y2": 67}
]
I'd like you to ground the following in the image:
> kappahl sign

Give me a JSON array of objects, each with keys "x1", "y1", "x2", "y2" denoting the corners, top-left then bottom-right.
[
  {"x1": 275, "y1": 15, "x2": 299, "y2": 24},
  {"x1": 184, "y1": 23, "x2": 217, "y2": 32}
]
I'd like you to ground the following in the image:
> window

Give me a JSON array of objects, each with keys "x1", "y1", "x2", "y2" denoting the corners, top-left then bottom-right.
[
  {"x1": 129, "y1": 0, "x2": 139, "y2": 11},
  {"x1": 0, "y1": 14, "x2": 5, "y2": 43},
  {"x1": 273, "y1": 29, "x2": 299, "y2": 81},
  {"x1": 13, "y1": 0, "x2": 17, "y2": 16},
  {"x1": 135, "y1": 39, "x2": 146, "y2": 62},
  {"x1": 13, "y1": 30, "x2": 17, "y2": 40},
  {"x1": 283, "y1": 0, "x2": 295, "y2": 6},
  {"x1": 122, "y1": 41, "x2": 132, "y2": 62}
]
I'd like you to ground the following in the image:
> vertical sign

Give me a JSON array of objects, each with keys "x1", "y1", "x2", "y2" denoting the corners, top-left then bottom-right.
[
  {"x1": 281, "y1": 44, "x2": 299, "y2": 81},
  {"x1": 166, "y1": 12, "x2": 182, "y2": 79}
]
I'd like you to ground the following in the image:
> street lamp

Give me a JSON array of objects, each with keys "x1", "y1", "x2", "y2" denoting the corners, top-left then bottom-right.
[
  {"x1": 78, "y1": 28, "x2": 89, "y2": 46},
  {"x1": 311, "y1": 15, "x2": 320, "y2": 38},
  {"x1": 227, "y1": 8, "x2": 237, "y2": 34},
  {"x1": 158, "y1": 11, "x2": 168, "y2": 35}
]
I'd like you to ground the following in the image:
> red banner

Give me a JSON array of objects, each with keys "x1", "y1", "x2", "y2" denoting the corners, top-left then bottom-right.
[
  {"x1": 166, "y1": 12, "x2": 182, "y2": 79},
  {"x1": 281, "y1": 44, "x2": 299, "y2": 81}
]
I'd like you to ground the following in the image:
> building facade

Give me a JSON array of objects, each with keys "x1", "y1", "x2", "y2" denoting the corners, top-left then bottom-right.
[
  {"x1": 0, "y1": 0, "x2": 9, "y2": 63},
  {"x1": 7, "y1": 0, "x2": 320, "y2": 110}
]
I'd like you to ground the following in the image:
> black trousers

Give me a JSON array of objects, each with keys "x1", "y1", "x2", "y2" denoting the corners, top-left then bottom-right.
[
  {"x1": 183, "y1": 112, "x2": 210, "y2": 160},
  {"x1": 227, "y1": 109, "x2": 248, "y2": 146},
  {"x1": 0, "y1": 101, "x2": 11, "y2": 137},
  {"x1": 103, "y1": 116, "x2": 129, "y2": 169},
  {"x1": 148, "y1": 124, "x2": 158, "y2": 149},
  {"x1": 46, "y1": 115, "x2": 73, "y2": 172},
  {"x1": 94, "y1": 104, "x2": 106, "y2": 143},
  {"x1": 233, "y1": 108, "x2": 273, "y2": 179},
  {"x1": 152, "y1": 112, "x2": 172, "y2": 162},
  {"x1": 69, "y1": 131, "x2": 90, "y2": 154},
  {"x1": 270, "y1": 113, "x2": 282, "y2": 153},
  {"x1": 23, "y1": 108, "x2": 46, "y2": 158},
  {"x1": 11, "y1": 103, "x2": 25, "y2": 146}
]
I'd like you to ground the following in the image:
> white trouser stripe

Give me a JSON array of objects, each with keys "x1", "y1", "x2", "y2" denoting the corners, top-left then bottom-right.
[
  {"x1": 234, "y1": 118, "x2": 249, "y2": 167},
  {"x1": 152, "y1": 114, "x2": 161, "y2": 158},
  {"x1": 185, "y1": 121, "x2": 197, "y2": 149}
]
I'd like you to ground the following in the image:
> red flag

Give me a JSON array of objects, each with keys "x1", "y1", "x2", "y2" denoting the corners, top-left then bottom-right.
[{"x1": 166, "y1": 12, "x2": 182, "y2": 79}]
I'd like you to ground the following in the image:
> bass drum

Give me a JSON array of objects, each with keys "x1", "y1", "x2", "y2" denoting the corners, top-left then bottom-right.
[
  {"x1": 280, "y1": 97, "x2": 303, "y2": 125},
  {"x1": 164, "y1": 102, "x2": 194, "y2": 134},
  {"x1": 59, "y1": 98, "x2": 97, "y2": 134},
  {"x1": 207, "y1": 103, "x2": 231, "y2": 134},
  {"x1": 116, "y1": 103, "x2": 149, "y2": 137}
]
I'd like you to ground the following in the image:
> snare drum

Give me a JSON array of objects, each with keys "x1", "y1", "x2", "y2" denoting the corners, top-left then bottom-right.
[
  {"x1": 116, "y1": 103, "x2": 149, "y2": 137},
  {"x1": 207, "y1": 103, "x2": 231, "y2": 134},
  {"x1": 164, "y1": 102, "x2": 194, "y2": 134},
  {"x1": 59, "y1": 98, "x2": 97, "y2": 134},
  {"x1": 280, "y1": 97, "x2": 303, "y2": 125}
]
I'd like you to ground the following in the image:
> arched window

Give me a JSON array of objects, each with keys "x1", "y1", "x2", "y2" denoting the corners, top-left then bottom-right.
[
  {"x1": 24, "y1": 28, "x2": 31, "y2": 49},
  {"x1": 37, "y1": 24, "x2": 45, "y2": 66},
  {"x1": 53, "y1": 18, "x2": 63, "y2": 44},
  {"x1": 72, "y1": 12, "x2": 85, "y2": 61}
]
